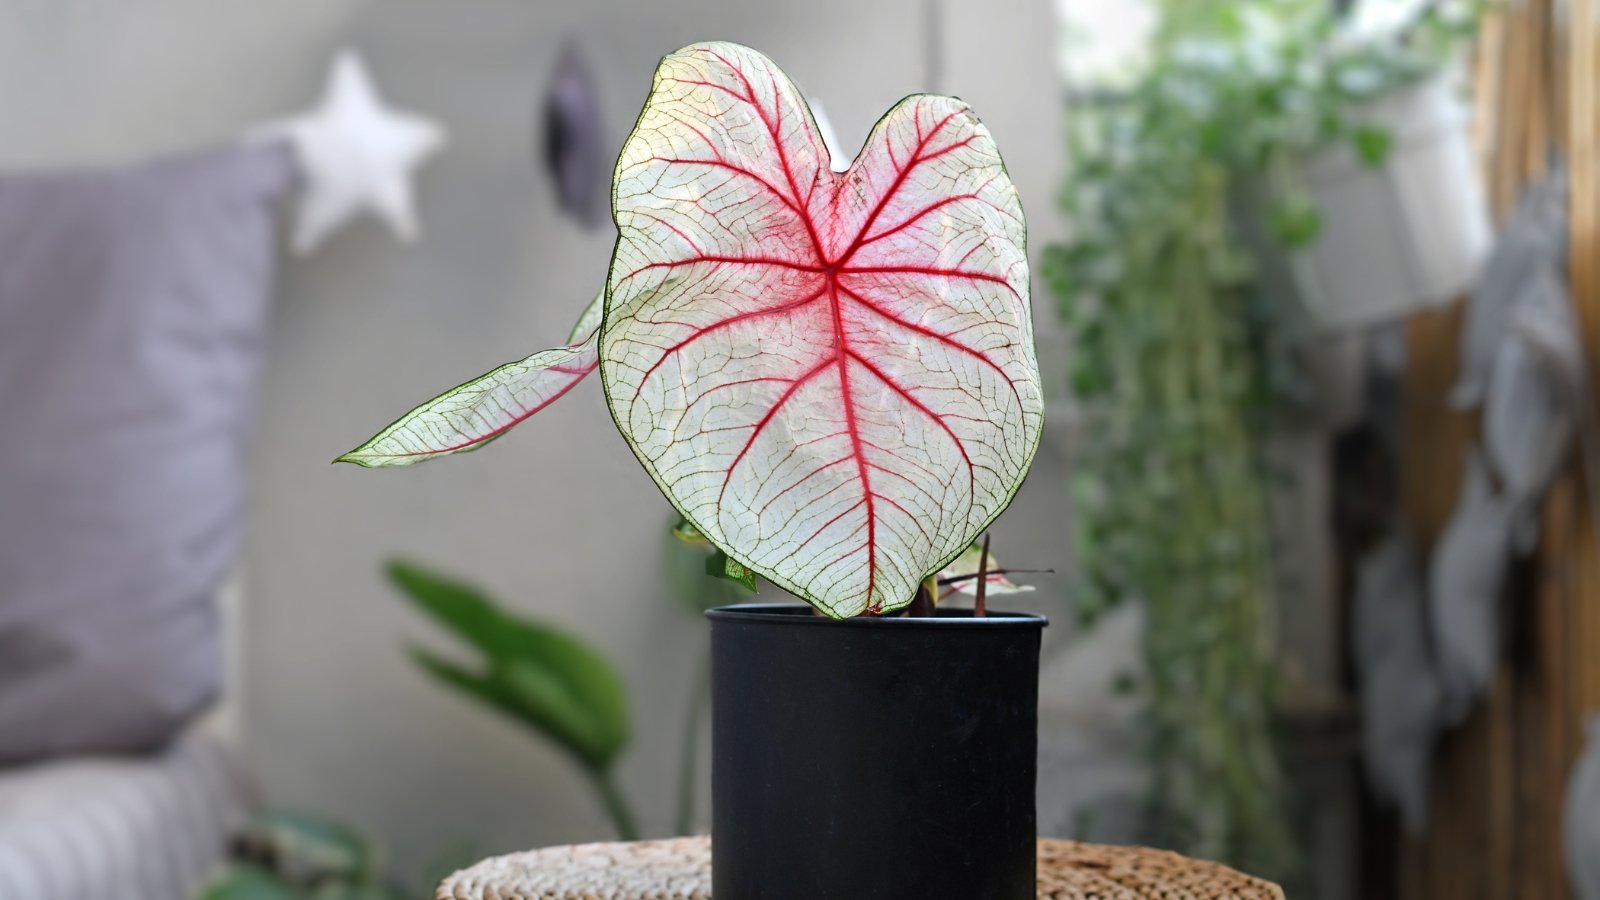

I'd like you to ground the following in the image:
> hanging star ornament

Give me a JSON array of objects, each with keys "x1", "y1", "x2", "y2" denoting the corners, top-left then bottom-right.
[{"x1": 272, "y1": 50, "x2": 445, "y2": 255}]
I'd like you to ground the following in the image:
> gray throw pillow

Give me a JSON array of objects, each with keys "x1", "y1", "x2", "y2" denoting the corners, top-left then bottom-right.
[{"x1": 0, "y1": 144, "x2": 292, "y2": 763}]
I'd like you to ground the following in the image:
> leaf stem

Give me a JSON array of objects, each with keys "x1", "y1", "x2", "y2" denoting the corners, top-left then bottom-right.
[
  {"x1": 973, "y1": 534, "x2": 991, "y2": 617},
  {"x1": 906, "y1": 578, "x2": 937, "y2": 617},
  {"x1": 589, "y1": 768, "x2": 641, "y2": 841}
]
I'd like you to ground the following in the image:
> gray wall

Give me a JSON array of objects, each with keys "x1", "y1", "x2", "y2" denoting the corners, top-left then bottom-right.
[{"x1": 1, "y1": 0, "x2": 1083, "y2": 868}]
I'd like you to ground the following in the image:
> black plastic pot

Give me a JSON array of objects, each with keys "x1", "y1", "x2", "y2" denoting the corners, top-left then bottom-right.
[{"x1": 707, "y1": 603, "x2": 1047, "y2": 900}]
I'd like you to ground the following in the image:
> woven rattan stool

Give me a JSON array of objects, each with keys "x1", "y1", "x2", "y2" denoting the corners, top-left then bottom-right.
[{"x1": 436, "y1": 836, "x2": 1285, "y2": 899}]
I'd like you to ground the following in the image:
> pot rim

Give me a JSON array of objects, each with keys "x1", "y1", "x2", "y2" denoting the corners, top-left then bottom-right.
[{"x1": 706, "y1": 602, "x2": 1048, "y2": 629}]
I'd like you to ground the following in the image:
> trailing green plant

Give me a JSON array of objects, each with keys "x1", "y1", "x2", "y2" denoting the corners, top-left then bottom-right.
[
  {"x1": 1044, "y1": 0, "x2": 1480, "y2": 879},
  {"x1": 387, "y1": 560, "x2": 638, "y2": 840}
]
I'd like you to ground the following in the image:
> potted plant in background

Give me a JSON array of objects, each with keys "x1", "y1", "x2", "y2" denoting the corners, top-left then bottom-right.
[
  {"x1": 1291, "y1": 66, "x2": 1489, "y2": 333},
  {"x1": 1237, "y1": 0, "x2": 1491, "y2": 336},
  {"x1": 340, "y1": 41, "x2": 1047, "y2": 899}
]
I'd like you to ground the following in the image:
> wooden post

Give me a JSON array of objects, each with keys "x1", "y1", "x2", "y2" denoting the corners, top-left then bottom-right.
[
  {"x1": 1565, "y1": 0, "x2": 1600, "y2": 738},
  {"x1": 1396, "y1": 1, "x2": 1600, "y2": 897}
]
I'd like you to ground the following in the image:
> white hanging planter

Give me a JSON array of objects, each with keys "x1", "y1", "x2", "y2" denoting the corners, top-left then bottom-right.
[{"x1": 1291, "y1": 72, "x2": 1492, "y2": 334}]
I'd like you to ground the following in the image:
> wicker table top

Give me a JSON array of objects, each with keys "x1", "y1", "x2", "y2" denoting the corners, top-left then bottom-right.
[{"x1": 437, "y1": 836, "x2": 1285, "y2": 899}]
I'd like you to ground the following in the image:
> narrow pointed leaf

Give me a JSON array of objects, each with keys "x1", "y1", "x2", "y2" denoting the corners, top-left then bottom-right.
[
  {"x1": 338, "y1": 293, "x2": 605, "y2": 467},
  {"x1": 497, "y1": 657, "x2": 621, "y2": 766},
  {"x1": 601, "y1": 42, "x2": 1043, "y2": 617},
  {"x1": 411, "y1": 648, "x2": 620, "y2": 772},
  {"x1": 389, "y1": 560, "x2": 628, "y2": 768}
]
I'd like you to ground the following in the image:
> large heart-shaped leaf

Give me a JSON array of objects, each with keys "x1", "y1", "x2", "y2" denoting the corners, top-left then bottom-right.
[
  {"x1": 337, "y1": 293, "x2": 604, "y2": 467},
  {"x1": 601, "y1": 43, "x2": 1043, "y2": 617}
]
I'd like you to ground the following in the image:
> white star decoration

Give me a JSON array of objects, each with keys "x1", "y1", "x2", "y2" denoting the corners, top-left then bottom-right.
[{"x1": 272, "y1": 50, "x2": 445, "y2": 255}]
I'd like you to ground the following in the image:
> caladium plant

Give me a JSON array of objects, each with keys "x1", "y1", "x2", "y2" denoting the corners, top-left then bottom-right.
[{"x1": 341, "y1": 42, "x2": 1044, "y2": 618}]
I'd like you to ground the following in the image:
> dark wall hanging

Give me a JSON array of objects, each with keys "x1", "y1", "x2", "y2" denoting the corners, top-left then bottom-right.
[{"x1": 541, "y1": 41, "x2": 606, "y2": 230}]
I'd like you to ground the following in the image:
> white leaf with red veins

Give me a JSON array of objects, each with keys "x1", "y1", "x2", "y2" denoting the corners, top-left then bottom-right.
[
  {"x1": 602, "y1": 42, "x2": 1043, "y2": 618},
  {"x1": 339, "y1": 293, "x2": 604, "y2": 467}
]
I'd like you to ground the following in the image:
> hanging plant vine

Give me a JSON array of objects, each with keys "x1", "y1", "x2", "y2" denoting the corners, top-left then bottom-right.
[{"x1": 1045, "y1": 0, "x2": 1481, "y2": 878}]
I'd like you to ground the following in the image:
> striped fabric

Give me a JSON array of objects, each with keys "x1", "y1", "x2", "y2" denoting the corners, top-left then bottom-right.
[{"x1": 0, "y1": 731, "x2": 253, "y2": 900}]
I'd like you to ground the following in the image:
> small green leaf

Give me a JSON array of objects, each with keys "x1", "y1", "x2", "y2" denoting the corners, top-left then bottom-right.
[
  {"x1": 1352, "y1": 126, "x2": 1392, "y2": 167},
  {"x1": 671, "y1": 515, "x2": 708, "y2": 544},
  {"x1": 197, "y1": 867, "x2": 300, "y2": 900},
  {"x1": 1111, "y1": 671, "x2": 1140, "y2": 695},
  {"x1": 1072, "y1": 359, "x2": 1106, "y2": 396},
  {"x1": 1268, "y1": 199, "x2": 1322, "y2": 248},
  {"x1": 315, "y1": 884, "x2": 416, "y2": 900},
  {"x1": 705, "y1": 549, "x2": 757, "y2": 591},
  {"x1": 248, "y1": 809, "x2": 371, "y2": 882},
  {"x1": 663, "y1": 514, "x2": 749, "y2": 615},
  {"x1": 389, "y1": 560, "x2": 629, "y2": 771}
]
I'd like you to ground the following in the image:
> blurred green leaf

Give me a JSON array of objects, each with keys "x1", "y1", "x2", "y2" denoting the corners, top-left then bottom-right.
[
  {"x1": 705, "y1": 549, "x2": 757, "y2": 591},
  {"x1": 389, "y1": 560, "x2": 629, "y2": 772},
  {"x1": 1352, "y1": 125, "x2": 1392, "y2": 167},
  {"x1": 499, "y1": 657, "x2": 623, "y2": 763},
  {"x1": 1111, "y1": 671, "x2": 1141, "y2": 696},
  {"x1": 247, "y1": 810, "x2": 371, "y2": 882},
  {"x1": 311, "y1": 885, "x2": 413, "y2": 900},
  {"x1": 409, "y1": 646, "x2": 625, "y2": 773},
  {"x1": 198, "y1": 867, "x2": 300, "y2": 900},
  {"x1": 409, "y1": 843, "x2": 477, "y2": 900},
  {"x1": 1267, "y1": 198, "x2": 1321, "y2": 248},
  {"x1": 204, "y1": 811, "x2": 442, "y2": 900}
]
